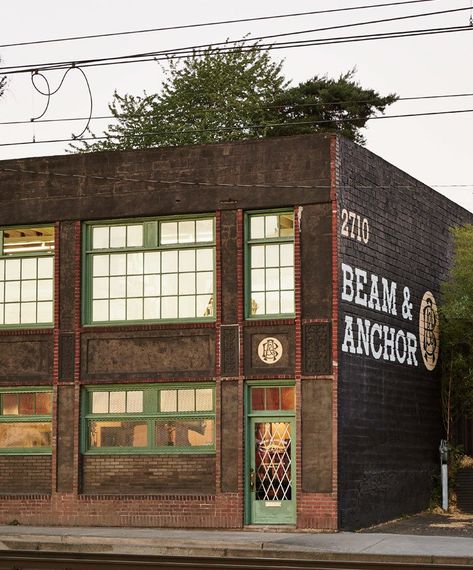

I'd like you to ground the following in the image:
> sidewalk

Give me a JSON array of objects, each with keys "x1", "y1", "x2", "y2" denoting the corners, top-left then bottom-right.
[{"x1": 0, "y1": 525, "x2": 472, "y2": 566}]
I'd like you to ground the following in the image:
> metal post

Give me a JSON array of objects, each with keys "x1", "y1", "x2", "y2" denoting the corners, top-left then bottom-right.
[{"x1": 439, "y1": 440, "x2": 449, "y2": 511}]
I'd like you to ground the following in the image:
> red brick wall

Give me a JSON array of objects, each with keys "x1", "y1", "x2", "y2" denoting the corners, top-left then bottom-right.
[{"x1": 0, "y1": 456, "x2": 51, "y2": 494}]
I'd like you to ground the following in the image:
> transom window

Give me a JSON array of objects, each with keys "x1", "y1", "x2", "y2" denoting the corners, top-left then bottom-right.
[
  {"x1": 247, "y1": 212, "x2": 294, "y2": 317},
  {"x1": 85, "y1": 217, "x2": 215, "y2": 324},
  {"x1": 0, "y1": 389, "x2": 53, "y2": 453},
  {"x1": 83, "y1": 384, "x2": 215, "y2": 454},
  {"x1": 0, "y1": 226, "x2": 54, "y2": 326}
]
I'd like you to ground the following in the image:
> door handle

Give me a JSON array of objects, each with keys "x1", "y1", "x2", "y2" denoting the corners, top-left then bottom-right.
[{"x1": 249, "y1": 468, "x2": 255, "y2": 491}]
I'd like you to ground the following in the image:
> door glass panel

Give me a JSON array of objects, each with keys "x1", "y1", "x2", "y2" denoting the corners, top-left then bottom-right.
[{"x1": 254, "y1": 422, "x2": 292, "y2": 501}]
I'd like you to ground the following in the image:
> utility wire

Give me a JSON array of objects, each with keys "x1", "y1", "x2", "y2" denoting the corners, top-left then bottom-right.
[
  {"x1": 0, "y1": 0, "x2": 446, "y2": 50},
  {"x1": 1, "y1": 107, "x2": 473, "y2": 148},
  {"x1": 1, "y1": 7, "x2": 471, "y2": 75},
  {"x1": 0, "y1": 167, "x2": 470, "y2": 197},
  {"x1": 3, "y1": 92, "x2": 473, "y2": 128}
]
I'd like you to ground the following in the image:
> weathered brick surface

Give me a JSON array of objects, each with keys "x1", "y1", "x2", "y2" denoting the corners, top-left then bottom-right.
[
  {"x1": 0, "y1": 456, "x2": 51, "y2": 494},
  {"x1": 82, "y1": 455, "x2": 216, "y2": 495},
  {"x1": 336, "y1": 137, "x2": 473, "y2": 529}
]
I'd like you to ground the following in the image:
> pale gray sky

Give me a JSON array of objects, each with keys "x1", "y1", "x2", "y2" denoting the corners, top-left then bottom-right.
[{"x1": 1, "y1": 0, "x2": 472, "y2": 209}]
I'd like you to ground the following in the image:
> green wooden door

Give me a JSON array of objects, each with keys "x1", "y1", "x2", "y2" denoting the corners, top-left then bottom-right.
[{"x1": 248, "y1": 417, "x2": 296, "y2": 524}]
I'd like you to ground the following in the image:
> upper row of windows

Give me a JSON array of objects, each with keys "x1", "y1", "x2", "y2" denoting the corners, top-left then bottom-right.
[{"x1": 0, "y1": 211, "x2": 295, "y2": 327}]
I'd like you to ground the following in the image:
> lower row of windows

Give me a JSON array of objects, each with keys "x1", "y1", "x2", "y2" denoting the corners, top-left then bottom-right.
[{"x1": 0, "y1": 384, "x2": 295, "y2": 454}]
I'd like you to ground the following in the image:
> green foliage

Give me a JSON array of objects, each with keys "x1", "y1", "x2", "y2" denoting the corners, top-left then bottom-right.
[
  {"x1": 267, "y1": 70, "x2": 397, "y2": 145},
  {"x1": 440, "y1": 225, "x2": 473, "y2": 441},
  {"x1": 72, "y1": 44, "x2": 397, "y2": 153}
]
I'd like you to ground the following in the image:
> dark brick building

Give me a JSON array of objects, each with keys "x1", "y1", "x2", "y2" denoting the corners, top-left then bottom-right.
[{"x1": 0, "y1": 133, "x2": 468, "y2": 530}]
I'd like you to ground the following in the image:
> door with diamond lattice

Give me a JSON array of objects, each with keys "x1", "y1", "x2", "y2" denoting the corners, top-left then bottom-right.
[{"x1": 249, "y1": 418, "x2": 295, "y2": 524}]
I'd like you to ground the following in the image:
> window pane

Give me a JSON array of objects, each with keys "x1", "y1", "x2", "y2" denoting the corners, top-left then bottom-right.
[
  {"x1": 36, "y1": 393, "x2": 52, "y2": 415},
  {"x1": 195, "y1": 389, "x2": 213, "y2": 411},
  {"x1": 161, "y1": 296, "x2": 177, "y2": 319},
  {"x1": 126, "y1": 391, "x2": 143, "y2": 413},
  {"x1": 144, "y1": 297, "x2": 160, "y2": 319},
  {"x1": 162, "y1": 274, "x2": 177, "y2": 296},
  {"x1": 0, "y1": 422, "x2": 51, "y2": 448},
  {"x1": 281, "y1": 387, "x2": 295, "y2": 411},
  {"x1": 21, "y1": 280, "x2": 36, "y2": 302},
  {"x1": 197, "y1": 295, "x2": 213, "y2": 317},
  {"x1": 93, "y1": 277, "x2": 109, "y2": 299},
  {"x1": 265, "y1": 215, "x2": 279, "y2": 238},
  {"x1": 144, "y1": 275, "x2": 160, "y2": 297},
  {"x1": 89, "y1": 420, "x2": 147, "y2": 448},
  {"x1": 160, "y1": 390, "x2": 177, "y2": 413},
  {"x1": 37, "y1": 257, "x2": 53, "y2": 279},
  {"x1": 127, "y1": 225, "x2": 143, "y2": 247},
  {"x1": 18, "y1": 393, "x2": 35, "y2": 415},
  {"x1": 251, "y1": 388, "x2": 265, "y2": 411},
  {"x1": 144, "y1": 252, "x2": 160, "y2": 274},
  {"x1": 155, "y1": 419, "x2": 214, "y2": 448},
  {"x1": 251, "y1": 269, "x2": 264, "y2": 292},
  {"x1": 110, "y1": 276, "x2": 126, "y2": 298},
  {"x1": 250, "y1": 216, "x2": 264, "y2": 239},
  {"x1": 92, "y1": 392, "x2": 109, "y2": 413},
  {"x1": 178, "y1": 389, "x2": 195, "y2": 412},
  {"x1": 93, "y1": 255, "x2": 109, "y2": 277},
  {"x1": 266, "y1": 291, "x2": 280, "y2": 314},
  {"x1": 0, "y1": 260, "x2": 4, "y2": 280},
  {"x1": 179, "y1": 275, "x2": 195, "y2": 295},
  {"x1": 179, "y1": 249, "x2": 195, "y2": 272},
  {"x1": 160, "y1": 222, "x2": 178, "y2": 245},
  {"x1": 196, "y1": 249, "x2": 213, "y2": 271},
  {"x1": 4, "y1": 303, "x2": 20, "y2": 324},
  {"x1": 280, "y1": 244, "x2": 294, "y2": 267},
  {"x1": 127, "y1": 298, "x2": 143, "y2": 320},
  {"x1": 265, "y1": 244, "x2": 279, "y2": 267},
  {"x1": 21, "y1": 258, "x2": 37, "y2": 279},
  {"x1": 3, "y1": 227, "x2": 54, "y2": 255},
  {"x1": 178, "y1": 221, "x2": 195, "y2": 243},
  {"x1": 280, "y1": 267, "x2": 294, "y2": 290},
  {"x1": 251, "y1": 245, "x2": 265, "y2": 268},
  {"x1": 196, "y1": 219, "x2": 213, "y2": 242},
  {"x1": 127, "y1": 275, "x2": 143, "y2": 297},
  {"x1": 127, "y1": 253, "x2": 143, "y2": 275},
  {"x1": 251, "y1": 293, "x2": 265, "y2": 315},
  {"x1": 196, "y1": 272, "x2": 212, "y2": 294},
  {"x1": 110, "y1": 226, "x2": 126, "y2": 248},
  {"x1": 2, "y1": 394, "x2": 18, "y2": 415},
  {"x1": 279, "y1": 214, "x2": 294, "y2": 237},
  {"x1": 109, "y1": 391, "x2": 126, "y2": 414},
  {"x1": 5, "y1": 259, "x2": 20, "y2": 280},
  {"x1": 37, "y1": 301, "x2": 53, "y2": 323},
  {"x1": 21, "y1": 302, "x2": 36, "y2": 324},
  {"x1": 266, "y1": 268, "x2": 279, "y2": 291},
  {"x1": 179, "y1": 296, "x2": 195, "y2": 318},
  {"x1": 266, "y1": 388, "x2": 280, "y2": 410},
  {"x1": 280, "y1": 290, "x2": 295, "y2": 314},
  {"x1": 109, "y1": 298, "x2": 126, "y2": 321},
  {"x1": 92, "y1": 300, "x2": 108, "y2": 322},
  {"x1": 5, "y1": 281, "x2": 20, "y2": 302},
  {"x1": 93, "y1": 227, "x2": 109, "y2": 249},
  {"x1": 161, "y1": 251, "x2": 178, "y2": 273},
  {"x1": 110, "y1": 254, "x2": 126, "y2": 276}
]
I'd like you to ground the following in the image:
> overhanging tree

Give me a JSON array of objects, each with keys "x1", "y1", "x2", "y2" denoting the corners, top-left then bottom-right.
[
  {"x1": 440, "y1": 225, "x2": 473, "y2": 442},
  {"x1": 73, "y1": 43, "x2": 397, "y2": 152}
]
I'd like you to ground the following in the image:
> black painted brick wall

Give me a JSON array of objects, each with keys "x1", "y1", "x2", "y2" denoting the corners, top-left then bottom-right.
[
  {"x1": 0, "y1": 455, "x2": 51, "y2": 494},
  {"x1": 336, "y1": 136, "x2": 473, "y2": 529}
]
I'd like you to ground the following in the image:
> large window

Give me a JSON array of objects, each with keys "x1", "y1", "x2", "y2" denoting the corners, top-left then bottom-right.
[
  {"x1": 247, "y1": 211, "x2": 294, "y2": 317},
  {"x1": 0, "y1": 388, "x2": 53, "y2": 453},
  {"x1": 82, "y1": 384, "x2": 215, "y2": 454},
  {"x1": 0, "y1": 226, "x2": 54, "y2": 326},
  {"x1": 84, "y1": 217, "x2": 215, "y2": 324}
]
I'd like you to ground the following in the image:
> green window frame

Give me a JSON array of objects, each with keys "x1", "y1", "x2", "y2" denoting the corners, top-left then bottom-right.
[
  {"x1": 83, "y1": 216, "x2": 215, "y2": 325},
  {"x1": 246, "y1": 211, "x2": 295, "y2": 318},
  {"x1": 0, "y1": 225, "x2": 55, "y2": 327},
  {"x1": 82, "y1": 383, "x2": 216, "y2": 454},
  {"x1": 0, "y1": 387, "x2": 53, "y2": 454}
]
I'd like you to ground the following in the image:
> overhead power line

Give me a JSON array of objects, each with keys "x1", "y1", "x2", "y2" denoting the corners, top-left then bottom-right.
[
  {"x1": 1, "y1": 7, "x2": 472, "y2": 75},
  {"x1": 3, "y1": 92, "x2": 473, "y2": 128},
  {"x1": 1, "y1": 107, "x2": 473, "y2": 149},
  {"x1": 0, "y1": 0, "x2": 445, "y2": 49}
]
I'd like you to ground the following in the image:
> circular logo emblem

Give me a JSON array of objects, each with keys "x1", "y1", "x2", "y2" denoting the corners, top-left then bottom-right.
[
  {"x1": 419, "y1": 291, "x2": 440, "y2": 371},
  {"x1": 258, "y1": 337, "x2": 283, "y2": 364}
]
